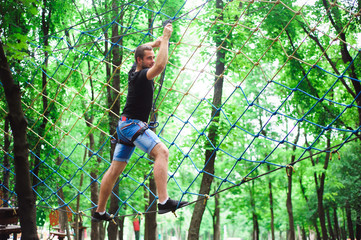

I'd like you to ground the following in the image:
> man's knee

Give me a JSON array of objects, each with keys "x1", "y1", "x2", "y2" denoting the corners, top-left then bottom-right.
[
  {"x1": 151, "y1": 143, "x2": 169, "y2": 159},
  {"x1": 106, "y1": 161, "x2": 127, "y2": 178}
]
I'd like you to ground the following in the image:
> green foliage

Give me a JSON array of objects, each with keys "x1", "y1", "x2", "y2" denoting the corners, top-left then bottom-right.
[{"x1": 1, "y1": 0, "x2": 361, "y2": 238}]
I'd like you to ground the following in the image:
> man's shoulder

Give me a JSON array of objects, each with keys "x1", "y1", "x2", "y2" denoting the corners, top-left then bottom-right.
[{"x1": 129, "y1": 68, "x2": 150, "y2": 82}]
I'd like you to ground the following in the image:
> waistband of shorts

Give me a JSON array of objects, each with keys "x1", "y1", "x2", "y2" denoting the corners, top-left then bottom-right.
[{"x1": 120, "y1": 116, "x2": 129, "y2": 121}]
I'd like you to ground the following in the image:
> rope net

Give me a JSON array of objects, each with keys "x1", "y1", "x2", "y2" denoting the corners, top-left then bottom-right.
[{"x1": 1, "y1": 0, "x2": 361, "y2": 220}]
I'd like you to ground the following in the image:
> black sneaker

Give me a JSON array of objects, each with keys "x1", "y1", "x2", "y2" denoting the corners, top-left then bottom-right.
[
  {"x1": 158, "y1": 198, "x2": 188, "y2": 214},
  {"x1": 92, "y1": 212, "x2": 113, "y2": 222}
]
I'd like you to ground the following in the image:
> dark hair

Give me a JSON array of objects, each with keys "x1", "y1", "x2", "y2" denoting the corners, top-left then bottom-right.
[{"x1": 134, "y1": 45, "x2": 153, "y2": 62}]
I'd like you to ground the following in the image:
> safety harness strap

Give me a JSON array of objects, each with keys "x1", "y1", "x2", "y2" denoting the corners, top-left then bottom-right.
[{"x1": 112, "y1": 123, "x2": 149, "y2": 147}]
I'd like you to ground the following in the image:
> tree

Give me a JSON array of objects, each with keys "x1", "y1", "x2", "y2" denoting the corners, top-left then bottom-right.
[
  {"x1": 286, "y1": 126, "x2": 300, "y2": 240},
  {"x1": 188, "y1": 0, "x2": 226, "y2": 238},
  {"x1": 0, "y1": 42, "x2": 39, "y2": 240}
]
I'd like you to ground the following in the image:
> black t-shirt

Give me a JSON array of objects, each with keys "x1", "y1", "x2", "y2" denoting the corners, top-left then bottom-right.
[{"x1": 121, "y1": 64, "x2": 154, "y2": 122}]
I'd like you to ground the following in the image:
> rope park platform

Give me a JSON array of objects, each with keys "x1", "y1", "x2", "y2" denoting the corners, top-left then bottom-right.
[{"x1": 1, "y1": 0, "x2": 360, "y2": 227}]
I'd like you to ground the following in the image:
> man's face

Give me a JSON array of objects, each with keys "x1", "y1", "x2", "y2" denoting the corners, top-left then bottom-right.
[{"x1": 138, "y1": 50, "x2": 155, "y2": 69}]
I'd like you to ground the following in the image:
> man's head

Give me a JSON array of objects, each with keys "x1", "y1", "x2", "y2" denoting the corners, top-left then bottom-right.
[{"x1": 134, "y1": 45, "x2": 155, "y2": 69}]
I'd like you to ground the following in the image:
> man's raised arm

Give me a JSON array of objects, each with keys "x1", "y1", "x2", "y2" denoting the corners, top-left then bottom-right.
[
  {"x1": 143, "y1": 37, "x2": 163, "y2": 49},
  {"x1": 146, "y1": 23, "x2": 172, "y2": 80}
]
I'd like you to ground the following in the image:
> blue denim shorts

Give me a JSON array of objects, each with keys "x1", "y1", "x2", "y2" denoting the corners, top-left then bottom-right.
[{"x1": 113, "y1": 118, "x2": 161, "y2": 162}]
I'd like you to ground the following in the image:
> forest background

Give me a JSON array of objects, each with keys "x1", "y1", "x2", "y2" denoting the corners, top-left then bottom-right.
[{"x1": 0, "y1": 0, "x2": 360, "y2": 239}]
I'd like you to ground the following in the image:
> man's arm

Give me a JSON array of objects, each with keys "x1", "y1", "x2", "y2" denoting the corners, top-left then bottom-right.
[
  {"x1": 146, "y1": 23, "x2": 172, "y2": 80},
  {"x1": 143, "y1": 37, "x2": 163, "y2": 49}
]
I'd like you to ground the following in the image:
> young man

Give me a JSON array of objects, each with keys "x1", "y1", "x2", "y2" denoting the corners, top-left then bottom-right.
[{"x1": 92, "y1": 23, "x2": 188, "y2": 221}]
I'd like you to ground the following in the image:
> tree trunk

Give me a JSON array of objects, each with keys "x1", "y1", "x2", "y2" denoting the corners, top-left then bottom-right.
[
  {"x1": 32, "y1": 0, "x2": 51, "y2": 193},
  {"x1": 54, "y1": 156, "x2": 71, "y2": 239},
  {"x1": 144, "y1": 7, "x2": 157, "y2": 240},
  {"x1": 213, "y1": 191, "x2": 221, "y2": 240},
  {"x1": 333, "y1": 208, "x2": 340, "y2": 240},
  {"x1": 316, "y1": 136, "x2": 331, "y2": 240},
  {"x1": 95, "y1": 2, "x2": 109, "y2": 239},
  {"x1": 301, "y1": 225, "x2": 307, "y2": 240},
  {"x1": 356, "y1": 215, "x2": 361, "y2": 240},
  {"x1": 250, "y1": 183, "x2": 259, "y2": 240},
  {"x1": 81, "y1": 52, "x2": 104, "y2": 240},
  {"x1": 287, "y1": 127, "x2": 299, "y2": 240},
  {"x1": 74, "y1": 149, "x2": 87, "y2": 240},
  {"x1": 341, "y1": 224, "x2": 347, "y2": 240},
  {"x1": 267, "y1": 165, "x2": 275, "y2": 240},
  {"x1": 287, "y1": 169, "x2": 295, "y2": 240},
  {"x1": 144, "y1": 176, "x2": 157, "y2": 240},
  {"x1": 118, "y1": 215, "x2": 125, "y2": 240},
  {"x1": 0, "y1": 42, "x2": 39, "y2": 239},
  {"x1": 346, "y1": 201, "x2": 355, "y2": 239},
  {"x1": 326, "y1": 208, "x2": 335, "y2": 240},
  {"x1": 90, "y1": 171, "x2": 101, "y2": 240},
  {"x1": 304, "y1": 135, "x2": 322, "y2": 240},
  {"x1": 188, "y1": 1, "x2": 225, "y2": 239},
  {"x1": 57, "y1": 187, "x2": 71, "y2": 239},
  {"x1": 107, "y1": 0, "x2": 122, "y2": 238},
  {"x1": 316, "y1": 167, "x2": 328, "y2": 240}
]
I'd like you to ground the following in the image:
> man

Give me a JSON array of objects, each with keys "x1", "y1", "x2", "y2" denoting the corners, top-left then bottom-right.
[{"x1": 92, "y1": 23, "x2": 187, "y2": 222}]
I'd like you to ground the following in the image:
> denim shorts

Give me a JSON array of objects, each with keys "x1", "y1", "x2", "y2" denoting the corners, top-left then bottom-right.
[{"x1": 113, "y1": 118, "x2": 161, "y2": 162}]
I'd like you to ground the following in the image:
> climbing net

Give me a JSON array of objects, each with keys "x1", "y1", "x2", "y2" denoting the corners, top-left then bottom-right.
[{"x1": 1, "y1": 0, "x2": 361, "y2": 220}]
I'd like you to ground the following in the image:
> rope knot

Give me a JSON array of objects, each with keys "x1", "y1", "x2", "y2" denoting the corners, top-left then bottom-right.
[
  {"x1": 330, "y1": 150, "x2": 341, "y2": 161},
  {"x1": 286, "y1": 165, "x2": 295, "y2": 177},
  {"x1": 110, "y1": 214, "x2": 117, "y2": 225},
  {"x1": 203, "y1": 195, "x2": 210, "y2": 205},
  {"x1": 135, "y1": 212, "x2": 144, "y2": 221}
]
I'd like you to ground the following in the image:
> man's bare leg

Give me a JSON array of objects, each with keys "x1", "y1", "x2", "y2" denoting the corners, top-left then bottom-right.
[
  {"x1": 96, "y1": 161, "x2": 127, "y2": 212},
  {"x1": 150, "y1": 142, "x2": 169, "y2": 203}
]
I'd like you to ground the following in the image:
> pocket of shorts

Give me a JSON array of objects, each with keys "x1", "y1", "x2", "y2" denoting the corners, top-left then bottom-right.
[{"x1": 119, "y1": 121, "x2": 140, "y2": 141}]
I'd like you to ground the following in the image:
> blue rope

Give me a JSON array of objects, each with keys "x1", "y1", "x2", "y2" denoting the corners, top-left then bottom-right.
[{"x1": 1, "y1": 0, "x2": 361, "y2": 219}]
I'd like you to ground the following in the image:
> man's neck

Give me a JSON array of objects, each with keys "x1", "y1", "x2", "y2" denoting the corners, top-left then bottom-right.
[{"x1": 135, "y1": 65, "x2": 142, "y2": 72}]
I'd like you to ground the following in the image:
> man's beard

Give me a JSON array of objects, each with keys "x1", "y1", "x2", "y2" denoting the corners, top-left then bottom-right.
[{"x1": 142, "y1": 63, "x2": 151, "y2": 69}]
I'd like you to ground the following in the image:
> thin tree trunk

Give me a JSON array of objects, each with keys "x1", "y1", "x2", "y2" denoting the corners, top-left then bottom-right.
[
  {"x1": 287, "y1": 168, "x2": 295, "y2": 240},
  {"x1": 145, "y1": 176, "x2": 157, "y2": 240},
  {"x1": 304, "y1": 135, "x2": 322, "y2": 240},
  {"x1": 316, "y1": 167, "x2": 328, "y2": 240},
  {"x1": 327, "y1": 208, "x2": 335, "y2": 240},
  {"x1": 286, "y1": 124, "x2": 300, "y2": 240},
  {"x1": 57, "y1": 187, "x2": 71, "y2": 239},
  {"x1": 107, "y1": 0, "x2": 122, "y2": 238},
  {"x1": 333, "y1": 207, "x2": 340, "y2": 240},
  {"x1": 188, "y1": 1, "x2": 225, "y2": 239},
  {"x1": 55, "y1": 156, "x2": 71, "y2": 239},
  {"x1": 316, "y1": 136, "x2": 331, "y2": 240},
  {"x1": 307, "y1": 133, "x2": 330, "y2": 240},
  {"x1": 33, "y1": 0, "x2": 51, "y2": 193},
  {"x1": 116, "y1": 215, "x2": 124, "y2": 240},
  {"x1": 213, "y1": 191, "x2": 221, "y2": 240},
  {"x1": 74, "y1": 148, "x2": 87, "y2": 240},
  {"x1": 356, "y1": 215, "x2": 361, "y2": 240},
  {"x1": 346, "y1": 201, "x2": 355, "y2": 239},
  {"x1": 144, "y1": 7, "x2": 157, "y2": 240},
  {"x1": 287, "y1": 127, "x2": 299, "y2": 240},
  {"x1": 267, "y1": 165, "x2": 275, "y2": 240},
  {"x1": 341, "y1": 224, "x2": 347, "y2": 240},
  {"x1": 81, "y1": 54, "x2": 103, "y2": 240},
  {"x1": 250, "y1": 182, "x2": 259, "y2": 240},
  {"x1": 90, "y1": 140, "x2": 106, "y2": 240},
  {"x1": 95, "y1": 2, "x2": 109, "y2": 238},
  {"x1": 301, "y1": 225, "x2": 307, "y2": 240},
  {"x1": 0, "y1": 42, "x2": 39, "y2": 240},
  {"x1": 90, "y1": 170, "x2": 102, "y2": 240}
]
